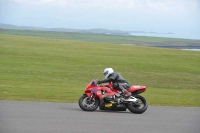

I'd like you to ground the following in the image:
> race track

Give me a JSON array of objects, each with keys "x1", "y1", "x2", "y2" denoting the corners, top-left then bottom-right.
[{"x1": 0, "y1": 100, "x2": 199, "y2": 133}]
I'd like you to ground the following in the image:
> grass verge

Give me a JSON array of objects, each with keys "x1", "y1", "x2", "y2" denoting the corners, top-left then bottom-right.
[{"x1": 0, "y1": 34, "x2": 199, "y2": 106}]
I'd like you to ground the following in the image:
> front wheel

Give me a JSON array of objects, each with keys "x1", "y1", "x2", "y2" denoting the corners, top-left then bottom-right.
[
  {"x1": 79, "y1": 94, "x2": 100, "y2": 111},
  {"x1": 126, "y1": 95, "x2": 148, "y2": 114}
]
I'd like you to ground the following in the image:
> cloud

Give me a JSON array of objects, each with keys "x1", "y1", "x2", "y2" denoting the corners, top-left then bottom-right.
[
  {"x1": 11, "y1": 0, "x2": 199, "y2": 14},
  {"x1": 12, "y1": 0, "x2": 29, "y2": 3},
  {"x1": 3, "y1": 0, "x2": 199, "y2": 32}
]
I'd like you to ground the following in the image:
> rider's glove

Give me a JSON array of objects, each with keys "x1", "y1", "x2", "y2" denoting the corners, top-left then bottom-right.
[{"x1": 97, "y1": 80, "x2": 102, "y2": 84}]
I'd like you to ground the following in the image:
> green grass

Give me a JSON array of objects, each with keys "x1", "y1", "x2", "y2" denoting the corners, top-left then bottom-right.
[{"x1": 0, "y1": 34, "x2": 200, "y2": 106}]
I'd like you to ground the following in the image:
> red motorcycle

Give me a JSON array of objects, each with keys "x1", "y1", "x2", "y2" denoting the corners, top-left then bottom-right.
[{"x1": 78, "y1": 79, "x2": 148, "y2": 114}]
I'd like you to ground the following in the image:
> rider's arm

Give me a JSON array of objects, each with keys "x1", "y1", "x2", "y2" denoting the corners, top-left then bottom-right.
[
  {"x1": 98, "y1": 74, "x2": 116, "y2": 84},
  {"x1": 98, "y1": 78, "x2": 111, "y2": 84}
]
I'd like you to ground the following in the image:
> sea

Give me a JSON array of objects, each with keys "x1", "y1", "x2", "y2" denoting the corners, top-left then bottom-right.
[
  {"x1": 130, "y1": 32, "x2": 200, "y2": 51},
  {"x1": 130, "y1": 32, "x2": 200, "y2": 40},
  {"x1": 182, "y1": 49, "x2": 200, "y2": 51},
  {"x1": 153, "y1": 46, "x2": 200, "y2": 51}
]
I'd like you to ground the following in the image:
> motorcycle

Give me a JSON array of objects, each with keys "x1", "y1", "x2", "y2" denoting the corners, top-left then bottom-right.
[{"x1": 78, "y1": 79, "x2": 148, "y2": 114}]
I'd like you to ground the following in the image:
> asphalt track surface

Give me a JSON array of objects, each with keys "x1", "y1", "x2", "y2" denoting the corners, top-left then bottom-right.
[{"x1": 0, "y1": 100, "x2": 200, "y2": 133}]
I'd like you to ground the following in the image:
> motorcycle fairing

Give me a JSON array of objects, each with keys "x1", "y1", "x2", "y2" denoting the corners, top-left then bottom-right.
[
  {"x1": 85, "y1": 87, "x2": 103, "y2": 99},
  {"x1": 128, "y1": 85, "x2": 146, "y2": 94}
]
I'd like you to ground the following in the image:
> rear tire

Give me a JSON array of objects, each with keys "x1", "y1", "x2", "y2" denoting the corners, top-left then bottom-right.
[
  {"x1": 126, "y1": 95, "x2": 148, "y2": 114},
  {"x1": 79, "y1": 95, "x2": 100, "y2": 111}
]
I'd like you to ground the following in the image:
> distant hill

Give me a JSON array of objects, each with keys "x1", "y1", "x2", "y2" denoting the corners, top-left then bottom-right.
[
  {"x1": 0, "y1": 23, "x2": 174, "y2": 36},
  {"x1": 0, "y1": 23, "x2": 132, "y2": 35},
  {"x1": 1, "y1": 23, "x2": 200, "y2": 48},
  {"x1": 1, "y1": 28, "x2": 200, "y2": 48}
]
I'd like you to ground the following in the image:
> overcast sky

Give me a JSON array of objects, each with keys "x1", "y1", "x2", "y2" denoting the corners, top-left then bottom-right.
[{"x1": 0, "y1": 0, "x2": 200, "y2": 36}]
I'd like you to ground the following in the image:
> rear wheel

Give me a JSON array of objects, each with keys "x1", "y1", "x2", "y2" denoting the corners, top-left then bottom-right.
[
  {"x1": 79, "y1": 95, "x2": 100, "y2": 111},
  {"x1": 126, "y1": 95, "x2": 148, "y2": 114}
]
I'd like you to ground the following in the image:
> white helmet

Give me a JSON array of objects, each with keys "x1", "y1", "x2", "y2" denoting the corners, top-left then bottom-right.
[{"x1": 103, "y1": 68, "x2": 114, "y2": 79}]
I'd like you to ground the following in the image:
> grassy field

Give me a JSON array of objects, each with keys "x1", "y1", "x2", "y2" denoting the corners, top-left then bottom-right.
[{"x1": 0, "y1": 34, "x2": 200, "y2": 106}]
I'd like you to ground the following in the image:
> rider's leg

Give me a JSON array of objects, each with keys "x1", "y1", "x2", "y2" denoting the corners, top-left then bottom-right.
[{"x1": 118, "y1": 83, "x2": 131, "y2": 98}]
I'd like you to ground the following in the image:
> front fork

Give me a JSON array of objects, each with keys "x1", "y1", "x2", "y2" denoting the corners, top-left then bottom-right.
[{"x1": 88, "y1": 93, "x2": 94, "y2": 101}]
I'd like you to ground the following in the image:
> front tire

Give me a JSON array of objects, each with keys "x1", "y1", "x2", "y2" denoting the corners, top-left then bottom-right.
[
  {"x1": 79, "y1": 94, "x2": 100, "y2": 111},
  {"x1": 126, "y1": 95, "x2": 148, "y2": 114}
]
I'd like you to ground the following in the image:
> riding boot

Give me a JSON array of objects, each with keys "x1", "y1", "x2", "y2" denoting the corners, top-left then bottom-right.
[{"x1": 121, "y1": 89, "x2": 131, "y2": 98}]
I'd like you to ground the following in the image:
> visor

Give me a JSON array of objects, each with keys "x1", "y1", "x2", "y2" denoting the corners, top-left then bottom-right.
[{"x1": 103, "y1": 71, "x2": 108, "y2": 76}]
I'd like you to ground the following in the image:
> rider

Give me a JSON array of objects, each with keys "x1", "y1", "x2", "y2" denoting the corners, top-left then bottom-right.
[{"x1": 97, "y1": 68, "x2": 131, "y2": 98}]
